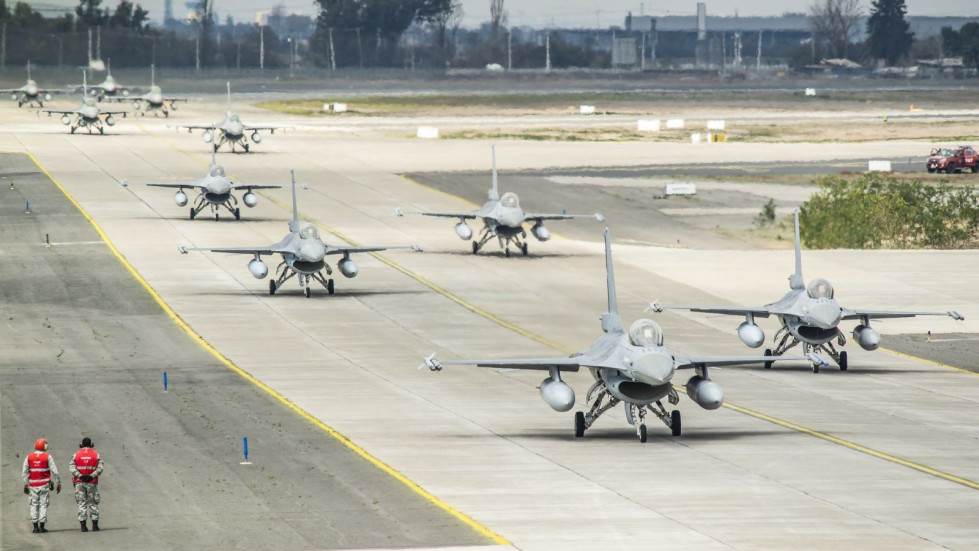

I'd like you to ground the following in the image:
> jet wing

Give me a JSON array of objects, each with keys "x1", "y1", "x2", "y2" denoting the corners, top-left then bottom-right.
[
  {"x1": 674, "y1": 354, "x2": 818, "y2": 370},
  {"x1": 232, "y1": 184, "x2": 282, "y2": 191},
  {"x1": 525, "y1": 212, "x2": 605, "y2": 222},
  {"x1": 99, "y1": 110, "x2": 129, "y2": 116},
  {"x1": 841, "y1": 308, "x2": 964, "y2": 321},
  {"x1": 324, "y1": 245, "x2": 420, "y2": 256},
  {"x1": 421, "y1": 353, "x2": 580, "y2": 372},
  {"x1": 175, "y1": 124, "x2": 217, "y2": 132},
  {"x1": 179, "y1": 245, "x2": 276, "y2": 256},
  {"x1": 244, "y1": 125, "x2": 288, "y2": 133},
  {"x1": 41, "y1": 109, "x2": 79, "y2": 115},
  {"x1": 651, "y1": 303, "x2": 773, "y2": 318},
  {"x1": 394, "y1": 207, "x2": 478, "y2": 220}
]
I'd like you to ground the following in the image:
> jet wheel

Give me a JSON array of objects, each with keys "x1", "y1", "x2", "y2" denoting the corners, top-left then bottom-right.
[
  {"x1": 763, "y1": 349, "x2": 773, "y2": 369},
  {"x1": 521, "y1": 243, "x2": 528, "y2": 256},
  {"x1": 838, "y1": 351, "x2": 848, "y2": 371},
  {"x1": 269, "y1": 280, "x2": 277, "y2": 296},
  {"x1": 214, "y1": 213, "x2": 219, "y2": 221},
  {"x1": 244, "y1": 144, "x2": 250, "y2": 153},
  {"x1": 304, "y1": 287, "x2": 311, "y2": 298},
  {"x1": 505, "y1": 248, "x2": 511, "y2": 258},
  {"x1": 812, "y1": 362, "x2": 820, "y2": 374},
  {"x1": 574, "y1": 412, "x2": 585, "y2": 438},
  {"x1": 471, "y1": 241, "x2": 479, "y2": 255},
  {"x1": 234, "y1": 208, "x2": 241, "y2": 220},
  {"x1": 327, "y1": 279, "x2": 335, "y2": 295},
  {"x1": 638, "y1": 424, "x2": 647, "y2": 443},
  {"x1": 213, "y1": 144, "x2": 219, "y2": 152},
  {"x1": 189, "y1": 208, "x2": 196, "y2": 220},
  {"x1": 670, "y1": 410, "x2": 681, "y2": 436}
]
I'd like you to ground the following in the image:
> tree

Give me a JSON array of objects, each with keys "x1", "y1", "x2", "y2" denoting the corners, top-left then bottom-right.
[
  {"x1": 431, "y1": 1, "x2": 462, "y2": 55},
  {"x1": 866, "y1": 0, "x2": 912, "y2": 66},
  {"x1": 808, "y1": 0, "x2": 861, "y2": 59},
  {"x1": 960, "y1": 22, "x2": 979, "y2": 71},
  {"x1": 76, "y1": 0, "x2": 107, "y2": 27},
  {"x1": 941, "y1": 26, "x2": 961, "y2": 57},
  {"x1": 313, "y1": 0, "x2": 452, "y2": 66},
  {"x1": 489, "y1": 0, "x2": 507, "y2": 42}
]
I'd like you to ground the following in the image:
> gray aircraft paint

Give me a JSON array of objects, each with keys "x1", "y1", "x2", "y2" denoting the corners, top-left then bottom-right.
[
  {"x1": 422, "y1": 228, "x2": 813, "y2": 442},
  {"x1": 179, "y1": 171, "x2": 418, "y2": 297},
  {"x1": 122, "y1": 149, "x2": 281, "y2": 220},
  {"x1": 396, "y1": 145, "x2": 604, "y2": 257},
  {"x1": 177, "y1": 82, "x2": 283, "y2": 153},
  {"x1": 651, "y1": 210, "x2": 964, "y2": 372},
  {"x1": 41, "y1": 70, "x2": 128, "y2": 134}
]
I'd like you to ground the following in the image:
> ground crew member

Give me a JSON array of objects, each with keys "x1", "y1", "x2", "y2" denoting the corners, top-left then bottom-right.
[
  {"x1": 70, "y1": 437, "x2": 104, "y2": 532},
  {"x1": 21, "y1": 438, "x2": 61, "y2": 533}
]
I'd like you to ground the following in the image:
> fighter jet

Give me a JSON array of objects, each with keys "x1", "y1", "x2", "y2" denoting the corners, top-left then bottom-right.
[
  {"x1": 1, "y1": 61, "x2": 64, "y2": 107},
  {"x1": 395, "y1": 146, "x2": 604, "y2": 257},
  {"x1": 122, "y1": 150, "x2": 281, "y2": 220},
  {"x1": 42, "y1": 72, "x2": 127, "y2": 135},
  {"x1": 177, "y1": 82, "x2": 283, "y2": 153},
  {"x1": 180, "y1": 171, "x2": 419, "y2": 297},
  {"x1": 75, "y1": 59, "x2": 132, "y2": 101},
  {"x1": 421, "y1": 229, "x2": 813, "y2": 442},
  {"x1": 650, "y1": 210, "x2": 964, "y2": 373},
  {"x1": 107, "y1": 65, "x2": 188, "y2": 118}
]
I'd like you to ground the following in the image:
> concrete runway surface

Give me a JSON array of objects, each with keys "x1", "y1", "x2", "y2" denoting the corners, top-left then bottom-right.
[{"x1": 1, "y1": 93, "x2": 978, "y2": 550}]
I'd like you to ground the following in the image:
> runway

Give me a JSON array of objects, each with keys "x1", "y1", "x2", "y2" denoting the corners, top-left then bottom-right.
[{"x1": 2, "y1": 93, "x2": 978, "y2": 550}]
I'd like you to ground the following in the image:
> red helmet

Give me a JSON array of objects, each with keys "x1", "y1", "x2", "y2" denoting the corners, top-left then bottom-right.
[{"x1": 34, "y1": 439, "x2": 48, "y2": 451}]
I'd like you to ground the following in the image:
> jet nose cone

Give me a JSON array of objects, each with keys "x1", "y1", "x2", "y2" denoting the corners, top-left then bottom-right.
[
  {"x1": 298, "y1": 241, "x2": 325, "y2": 262},
  {"x1": 808, "y1": 300, "x2": 842, "y2": 329},
  {"x1": 211, "y1": 180, "x2": 232, "y2": 194},
  {"x1": 632, "y1": 353, "x2": 675, "y2": 386}
]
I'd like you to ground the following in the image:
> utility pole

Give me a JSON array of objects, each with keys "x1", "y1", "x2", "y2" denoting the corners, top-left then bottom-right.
[
  {"x1": 545, "y1": 32, "x2": 551, "y2": 72},
  {"x1": 507, "y1": 30, "x2": 512, "y2": 71},
  {"x1": 259, "y1": 26, "x2": 264, "y2": 73},
  {"x1": 355, "y1": 28, "x2": 363, "y2": 68},
  {"x1": 1, "y1": 23, "x2": 6, "y2": 70},
  {"x1": 756, "y1": 30, "x2": 762, "y2": 71},
  {"x1": 640, "y1": 32, "x2": 646, "y2": 70},
  {"x1": 195, "y1": 34, "x2": 200, "y2": 73},
  {"x1": 328, "y1": 28, "x2": 336, "y2": 71}
]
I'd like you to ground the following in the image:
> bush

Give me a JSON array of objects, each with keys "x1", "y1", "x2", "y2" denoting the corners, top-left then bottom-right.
[{"x1": 799, "y1": 174, "x2": 979, "y2": 249}]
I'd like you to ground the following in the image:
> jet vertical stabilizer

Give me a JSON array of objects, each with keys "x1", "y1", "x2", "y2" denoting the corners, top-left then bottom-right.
[
  {"x1": 287, "y1": 169, "x2": 300, "y2": 233},
  {"x1": 488, "y1": 145, "x2": 500, "y2": 201},
  {"x1": 601, "y1": 228, "x2": 622, "y2": 333},
  {"x1": 789, "y1": 209, "x2": 804, "y2": 290}
]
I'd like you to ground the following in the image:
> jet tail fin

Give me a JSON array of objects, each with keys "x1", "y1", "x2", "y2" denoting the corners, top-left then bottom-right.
[
  {"x1": 27, "y1": 59, "x2": 31, "y2": 80},
  {"x1": 488, "y1": 145, "x2": 500, "y2": 201},
  {"x1": 789, "y1": 209, "x2": 805, "y2": 290},
  {"x1": 601, "y1": 228, "x2": 623, "y2": 333},
  {"x1": 226, "y1": 81, "x2": 232, "y2": 113},
  {"x1": 288, "y1": 169, "x2": 300, "y2": 233},
  {"x1": 82, "y1": 70, "x2": 87, "y2": 98},
  {"x1": 151, "y1": 63, "x2": 155, "y2": 87}
]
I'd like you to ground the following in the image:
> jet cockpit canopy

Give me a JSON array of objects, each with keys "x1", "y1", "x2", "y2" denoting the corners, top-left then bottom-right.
[
  {"x1": 807, "y1": 278, "x2": 834, "y2": 299},
  {"x1": 500, "y1": 192, "x2": 520, "y2": 209},
  {"x1": 629, "y1": 319, "x2": 664, "y2": 347},
  {"x1": 300, "y1": 225, "x2": 319, "y2": 239}
]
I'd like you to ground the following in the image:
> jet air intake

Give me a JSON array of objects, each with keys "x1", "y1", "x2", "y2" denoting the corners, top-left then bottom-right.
[
  {"x1": 173, "y1": 190, "x2": 188, "y2": 207},
  {"x1": 539, "y1": 376, "x2": 575, "y2": 412},
  {"x1": 531, "y1": 223, "x2": 551, "y2": 241},
  {"x1": 686, "y1": 376, "x2": 723, "y2": 410},
  {"x1": 852, "y1": 324, "x2": 880, "y2": 351},
  {"x1": 737, "y1": 322, "x2": 765, "y2": 348},
  {"x1": 454, "y1": 221, "x2": 473, "y2": 240}
]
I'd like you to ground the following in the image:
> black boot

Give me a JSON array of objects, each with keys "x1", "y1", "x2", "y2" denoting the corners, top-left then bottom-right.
[
  {"x1": 91, "y1": 520, "x2": 99, "y2": 531},
  {"x1": 32, "y1": 522, "x2": 39, "y2": 533},
  {"x1": 80, "y1": 520, "x2": 88, "y2": 532},
  {"x1": 38, "y1": 522, "x2": 47, "y2": 533}
]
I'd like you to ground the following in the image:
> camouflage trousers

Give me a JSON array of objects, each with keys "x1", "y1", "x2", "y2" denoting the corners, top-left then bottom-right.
[
  {"x1": 27, "y1": 486, "x2": 51, "y2": 523},
  {"x1": 74, "y1": 482, "x2": 100, "y2": 521}
]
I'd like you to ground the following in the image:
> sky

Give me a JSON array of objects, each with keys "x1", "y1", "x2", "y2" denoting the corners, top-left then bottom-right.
[{"x1": 33, "y1": 0, "x2": 974, "y2": 28}]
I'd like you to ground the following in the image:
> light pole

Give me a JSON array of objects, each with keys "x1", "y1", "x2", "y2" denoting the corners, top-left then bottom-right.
[{"x1": 287, "y1": 36, "x2": 294, "y2": 78}]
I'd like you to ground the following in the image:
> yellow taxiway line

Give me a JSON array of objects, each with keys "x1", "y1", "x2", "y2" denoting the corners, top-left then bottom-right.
[{"x1": 26, "y1": 151, "x2": 509, "y2": 546}]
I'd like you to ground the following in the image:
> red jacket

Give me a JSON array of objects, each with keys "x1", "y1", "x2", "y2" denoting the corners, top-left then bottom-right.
[
  {"x1": 72, "y1": 448, "x2": 100, "y2": 484},
  {"x1": 26, "y1": 452, "x2": 52, "y2": 487}
]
